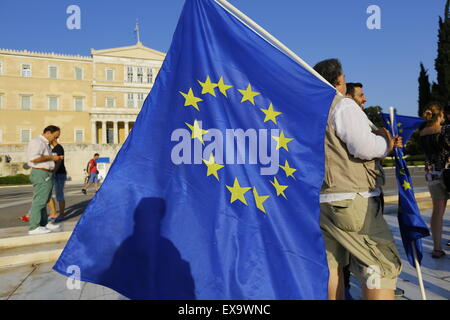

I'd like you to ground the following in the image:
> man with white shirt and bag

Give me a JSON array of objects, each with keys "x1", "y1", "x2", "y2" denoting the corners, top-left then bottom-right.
[
  {"x1": 27, "y1": 125, "x2": 64, "y2": 235},
  {"x1": 313, "y1": 59, "x2": 403, "y2": 300}
]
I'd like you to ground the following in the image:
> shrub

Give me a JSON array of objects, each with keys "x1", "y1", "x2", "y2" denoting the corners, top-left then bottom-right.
[{"x1": 0, "y1": 174, "x2": 31, "y2": 185}]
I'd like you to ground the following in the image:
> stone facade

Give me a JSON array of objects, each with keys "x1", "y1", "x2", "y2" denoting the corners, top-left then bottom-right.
[{"x1": 0, "y1": 42, "x2": 165, "y2": 146}]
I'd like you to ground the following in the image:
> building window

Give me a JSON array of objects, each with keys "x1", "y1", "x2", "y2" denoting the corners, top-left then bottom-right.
[
  {"x1": 74, "y1": 97, "x2": 84, "y2": 111},
  {"x1": 48, "y1": 96, "x2": 58, "y2": 111},
  {"x1": 127, "y1": 93, "x2": 135, "y2": 108},
  {"x1": 0, "y1": 94, "x2": 3, "y2": 109},
  {"x1": 147, "y1": 68, "x2": 153, "y2": 84},
  {"x1": 0, "y1": 128, "x2": 3, "y2": 143},
  {"x1": 75, "y1": 129, "x2": 84, "y2": 143},
  {"x1": 137, "y1": 67, "x2": 143, "y2": 83},
  {"x1": 21, "y1": 96, "x2": 31, "y2": 110},
  {"x1": 21, "y1": 64, "x2": 32, "y2": 77},
  {"x1": 21, "y1": 129, "x2": 31, "y2": 143},
  {"x1": 137, "y1": 93, "x2": 145, "y2": 108},
  {"x1": 106, "y1": 97, "x2": 115, "y2": 108},
  {"x1": 75, "y1": 67, "x2": 83, "y2": 80},
  {"x1": 127, "y1": 66, "x2": 134, "y2": 83},
  {"x1": 49, "y1": 66, "x2": 58, "y2": 79},
  {"x1": 106, "y1": 68, "x2": 114, "y2": 81},
  {"x1": 0, "y1": 62, "x2": 3, "y2": 76}
]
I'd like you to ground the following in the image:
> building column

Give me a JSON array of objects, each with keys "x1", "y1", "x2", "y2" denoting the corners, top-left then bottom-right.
[
  {"x1": 91, "y1": 121, "x2": 97, "y2": 144},
  {"x1": 113, "y1": 121, "x2": 119, "y2": 144},
  {"x1": 102, "y1": 121, "x2": 107, "y2": 144},
  {"x1": 124, "y1": 121, "x2": 130, "y2": 139}
]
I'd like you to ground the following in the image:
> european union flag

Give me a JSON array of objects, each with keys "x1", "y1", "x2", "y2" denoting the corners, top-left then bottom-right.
[
  {"x1": 53, "y1": 0, "x2": 336, "y2": 299},
  {"x1": 381, "y1": 113, "x2": 430, "y2": 267},
  {"x1": 381, "y1": 113, "x2": 424, "y2": 145}
]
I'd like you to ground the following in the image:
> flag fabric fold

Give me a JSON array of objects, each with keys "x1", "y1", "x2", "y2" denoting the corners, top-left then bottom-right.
[
  {"x1": 381, "y1": 113, "x2": 430, "y2": 267},
  {"x1": 53, "y1": 0, "x2": 336, "y2": 299}
]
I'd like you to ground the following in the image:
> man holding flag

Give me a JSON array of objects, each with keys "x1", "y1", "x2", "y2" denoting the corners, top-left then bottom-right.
[
  {"x1": 53, "y1": 0, "x2": 341, "y2": 299},
  {"x1": 314, "y1": 59, "x2": 403, "y2": 300}
]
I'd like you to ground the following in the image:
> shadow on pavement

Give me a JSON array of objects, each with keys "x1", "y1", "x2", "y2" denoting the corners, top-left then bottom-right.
[{"x1": 59, "y1": 200, "x2": 92, "y2": 222}]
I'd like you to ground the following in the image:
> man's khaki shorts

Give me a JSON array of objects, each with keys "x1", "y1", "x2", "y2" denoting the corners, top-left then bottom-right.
[{"x1": 320, "y1": 194, "x2": 402, "y2": 290}]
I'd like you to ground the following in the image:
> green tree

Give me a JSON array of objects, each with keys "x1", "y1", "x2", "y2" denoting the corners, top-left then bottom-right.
[
  {"x1": 418, "y1": 63, "x2": 431, "y2": 117},
  {"x1": 364, "y1": 106, "x2": 384, "y2": 128},
  {"x1": 433, "y1": 0, "x2": 450, "y2": 105}
]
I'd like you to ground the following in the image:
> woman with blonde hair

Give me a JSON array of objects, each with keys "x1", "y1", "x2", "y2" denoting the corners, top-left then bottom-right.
[{"x1": 419, "y1": 102, "x2": 449, "y2": 258}]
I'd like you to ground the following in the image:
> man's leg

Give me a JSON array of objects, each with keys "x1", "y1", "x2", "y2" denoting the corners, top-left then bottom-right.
[
  {"x1": 328, "y1": 267, "x2": 345, "y2": 300},
  {"x1": 29, "y1": 170, "x2": 53, "y2": 230},
  {"x1": 320, "y1": 202, "x2": 350, "y2": 300},
  {"x1": 362, "y1": 285, "x2": 395, "y2": 300}
]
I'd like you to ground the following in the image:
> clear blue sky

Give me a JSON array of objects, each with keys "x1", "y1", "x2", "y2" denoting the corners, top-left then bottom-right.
[{"x1": 0, "y1": 0, "x2": 446, "y2": 116}]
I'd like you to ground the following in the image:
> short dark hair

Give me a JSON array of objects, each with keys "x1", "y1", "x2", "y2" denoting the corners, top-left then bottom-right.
[
  {"x1": 346, "y1": 83, "x2": 363, "y2": 97},
  {"x1": 313, "y1": 59, "x2": 343, "y2": 86},
  {"x1": 43, "y1": 125, "x2": 60, "y2": 134},
  {"x1": 94, "y1": 153, "x2": 100, "y2": 157}
]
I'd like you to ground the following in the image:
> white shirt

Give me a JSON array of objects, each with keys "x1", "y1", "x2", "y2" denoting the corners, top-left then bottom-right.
[
  {"x1": 27, "y1": 135, "x2": 55, "y2": 170},
  {"x1": 320, "y1": 98, "x2": 388, "y2": 203}
]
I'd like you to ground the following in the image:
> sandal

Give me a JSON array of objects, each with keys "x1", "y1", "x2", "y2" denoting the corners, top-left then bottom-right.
[{"x1": 431, "y1": 250, "x2": 446, "y2": 259}]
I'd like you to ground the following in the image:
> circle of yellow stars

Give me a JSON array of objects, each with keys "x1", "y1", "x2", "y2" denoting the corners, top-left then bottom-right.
[{"x1": 179, "y1": 76, "x2": 299, "y2": 215}]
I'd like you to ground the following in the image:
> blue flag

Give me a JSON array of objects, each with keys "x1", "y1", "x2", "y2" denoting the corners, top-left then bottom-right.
[
  {"x1": 381, "y1": 113, "x2": 430, "y2": 267},
  {"x1": 381, "y1": 113, "x2": 424, "y2": 145},
  {"x1": 53, "y1": 0, "x2": 336, "y2": 299}
]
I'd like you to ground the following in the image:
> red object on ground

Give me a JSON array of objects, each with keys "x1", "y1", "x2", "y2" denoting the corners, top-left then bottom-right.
[{"x1": 20, "y1": 216, "x2": 29, "y2": 222}]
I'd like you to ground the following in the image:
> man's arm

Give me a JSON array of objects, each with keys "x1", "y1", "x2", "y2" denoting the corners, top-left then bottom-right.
[
  {"x1": 30, "y1": 155, "x2": 63, "y2": 164},
  {"x1": 333, "y1": 99, "x2": 391, "y2": 160}
]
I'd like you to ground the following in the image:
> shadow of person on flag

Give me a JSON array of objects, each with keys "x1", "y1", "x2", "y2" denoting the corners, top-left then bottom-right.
[{"x1": 99, "y1": 198, "x2": 196, "y2": 300}]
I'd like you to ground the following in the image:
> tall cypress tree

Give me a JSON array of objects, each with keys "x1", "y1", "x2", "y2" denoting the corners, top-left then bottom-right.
[
  {"x1": 418, "y1": 63, "x2": 431, "y2": 117},
  {"x1": 433, "y1": 0, "x2": 450, "y2": 105}
]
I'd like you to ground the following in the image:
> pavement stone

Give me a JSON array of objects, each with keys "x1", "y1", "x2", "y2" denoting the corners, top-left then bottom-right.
[{"x1": 0, "y1": 205, "x2": 448, "y2": 300}]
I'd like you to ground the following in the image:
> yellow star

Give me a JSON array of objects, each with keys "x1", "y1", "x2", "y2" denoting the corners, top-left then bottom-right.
[
  {"x1": 238, "y1": 84, "x2": 260, "y2": 105},
  {"x1": 270, "y1": 177, "x2": 288, "y2": 199},
  {"x1": 179, "y1": 88, "x2": 203, "y2": 111},
  {"x1": 253, "y1": 187, "x2": 270, "y2": 214},
  {"x1": 185, "y1": 120, "x2": 208, "y2": 145},
  {"x1": 397, "y1": 123, "x2": 402, "y2": 127},
  {"x1": 203, "y1": 154, "x2": 224, "y2": 181},
  {"x1": 279, "y1": 160, "x2": 297, "y2": 179},
  {"x1": 198, "y1": 76, "x2": 218, "y2": 97},
  {"x1": 400, "y1": 169, "x2": 406, "y2": 176},
  {"x1": 272, "y1": 131, "x2": 294, "y2": 151},
  {"x1": 217, "y1": 77, "x2": 233, "y2": 97},
  {"x1": 226, "y1": 178, "x2": 252, "y2": 205},
  {"x1": 402, "y1": 180, "x2": 411, "y2": 191},
  {"x1": 260, "y1": 103, "x2": 282, "y2": 124}
]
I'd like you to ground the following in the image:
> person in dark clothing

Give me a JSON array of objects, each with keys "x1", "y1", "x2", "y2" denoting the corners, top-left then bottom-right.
[{"x1": 48, "y1": 139, "x2": 67, "y2": 222}]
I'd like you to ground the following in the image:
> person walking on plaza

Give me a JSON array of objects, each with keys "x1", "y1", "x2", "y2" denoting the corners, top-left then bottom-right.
[
  {"x1": 47, "y1": 139, "x2": 67, "y2": 222},
  {"x1": 82, "y1": 153, "x2": 100, "y2": 194},
  {"x1": 314, "y1": 59, "x2": 402, "y2": 300},
  {"x1": 419, "y1": 102, "x2": 449, "y2": 259},
  {"x1": 27, "y1": 126, "x2": 64, "y2": 235}
]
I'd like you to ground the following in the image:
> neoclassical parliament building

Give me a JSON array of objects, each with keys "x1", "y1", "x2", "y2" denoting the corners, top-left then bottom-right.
[{"x1": 0, "y1": 41, "x2": 165, "y2": 146}]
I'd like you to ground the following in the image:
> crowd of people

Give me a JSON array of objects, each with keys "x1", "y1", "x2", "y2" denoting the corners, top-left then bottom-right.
[{"x1": 21, "y1": 60, "x2": 448, "y2": 300}]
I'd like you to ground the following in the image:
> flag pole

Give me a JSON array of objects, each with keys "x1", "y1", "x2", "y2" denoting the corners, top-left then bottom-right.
[
  {"x1": 213, "y1": 0, "x2": 338, "y2": 93},
  {"x1": 389, "y1": 107, "x2": 427, "y2": 300},
  {"x1": 412, "y1": 244, "x2": 427, "y2": 300}
]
